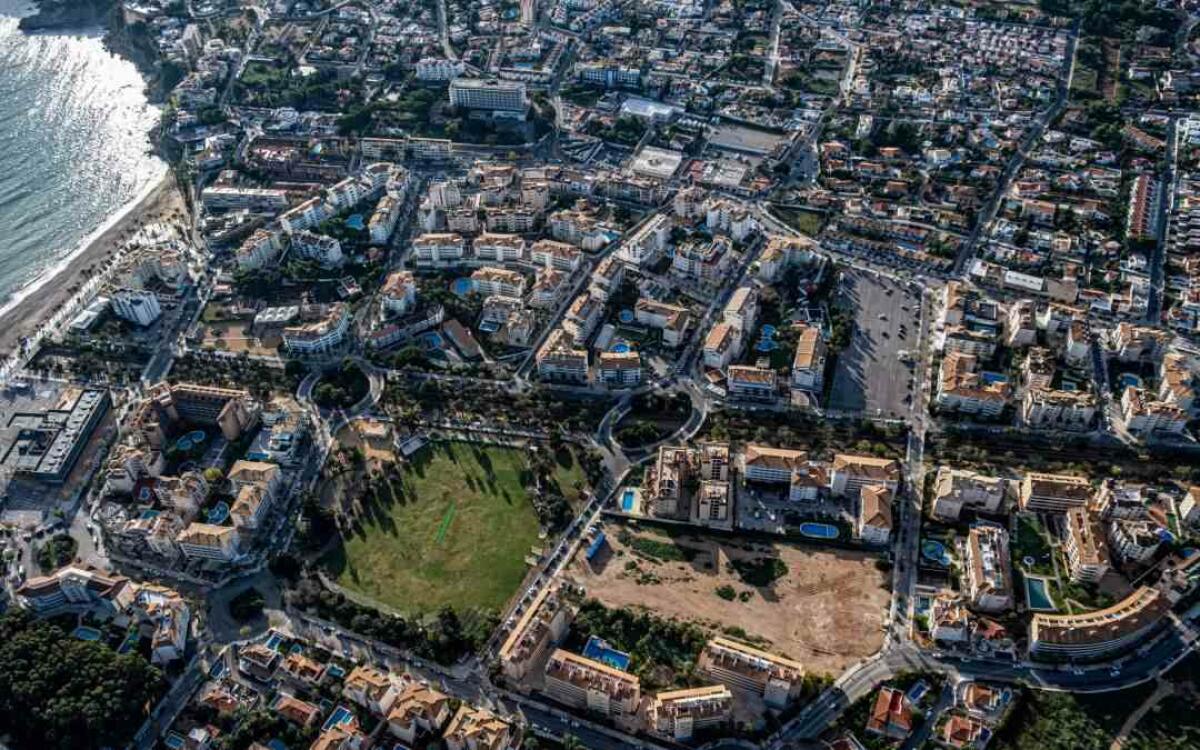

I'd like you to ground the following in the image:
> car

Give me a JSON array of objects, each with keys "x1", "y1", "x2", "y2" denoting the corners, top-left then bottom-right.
[{"x1": 878, "y1": 313, "x2": 888, "y2": 321}]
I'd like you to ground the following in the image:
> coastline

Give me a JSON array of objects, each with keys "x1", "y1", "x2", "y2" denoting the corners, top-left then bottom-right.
[{"x1": 0, "y1": 170, "x2": 180, "y2": 359}]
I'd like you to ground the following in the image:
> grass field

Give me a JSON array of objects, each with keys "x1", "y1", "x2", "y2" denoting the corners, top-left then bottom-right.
[{"x1": 323, "y1": 441, "x2": 542, "y2": 615}]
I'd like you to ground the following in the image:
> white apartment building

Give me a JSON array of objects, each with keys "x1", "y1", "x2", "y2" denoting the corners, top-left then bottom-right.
[
  {"x1": 111, "y1": 289, "x2": 162, "y2": 327},
  {"x1": 964, "y1": 522, "x2": 1013, "y2": 612}
]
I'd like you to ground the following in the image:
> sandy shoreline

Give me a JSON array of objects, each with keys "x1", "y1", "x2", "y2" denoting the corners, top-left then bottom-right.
[{"x1": 0, "y1": 172, "x2": 184, "y2": 359}]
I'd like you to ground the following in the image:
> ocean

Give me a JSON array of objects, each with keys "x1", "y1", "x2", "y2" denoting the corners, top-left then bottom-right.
[{"x1": 0, "y1": 0, "x2": 165, "y2": 311}]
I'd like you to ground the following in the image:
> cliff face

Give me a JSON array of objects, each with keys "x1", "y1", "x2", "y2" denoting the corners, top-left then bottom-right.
[{"x1": 17, "y1": 0, "x2": 116, "y2": 30}]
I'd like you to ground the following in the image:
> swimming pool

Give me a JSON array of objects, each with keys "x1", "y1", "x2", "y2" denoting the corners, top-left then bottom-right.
[
  {"x1": 761, "y1": 324, "x2": 777, "y2": 337},
  {"x1": 346, "y1": 214, "x2": 365, "y2": 231},
  {"x1": 799, "y1": 522, "x2": 839, "y2": 539},
  {"x1": 265, "y1": 631, "x2": 284, "y2": 651},
  {"x1": 756, "y1": 338, "x2": 777, "y2": 352},
  {"x1": 325, "y1": 664, "x2": 346, "y2": 679},
  {"x1": 164, "y1": 733, "x2": 186, "y2": 750},
  {"x1": 72, "y1": 626, "x2": 103, "y2": 641},
  {"x1": 611, "y1": 342, "x2": 631, "y2": 354},
  {"x1": 1120, "y1": 373, "x2": 1143, "y2": 389},
  {"x1": 1025, "y1": 576, "x2": 1057, "y2": 611},
  {"x1": 322, "y1": 705, "x2": 355, "y2": 732},
  {"x1": 421, "y1": 331, "x2": 445, "y2": 350},
  {"x1": 583, "y1": 636, "x2": 632, "y2": 671},
  {"x1": 621, "y1": 489, "x2": 636, "y2": 511},
  {"x1": 451, "y1": 278, "x2": 475, "y2": 296},
  {"x1": 618, "y1": 309, "x2": 635, "y2": 324},
  {"x1": 206, "y1": 501, "x2": 230, "y2": 525},
  {"x1": 921, "y1": 539, "x2": 951, "y2": 566}
]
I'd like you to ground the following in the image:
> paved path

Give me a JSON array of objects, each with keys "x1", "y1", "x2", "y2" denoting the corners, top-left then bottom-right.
[{"x1": 1109, "y1": 679, "x2": 1173, "y2": 750}]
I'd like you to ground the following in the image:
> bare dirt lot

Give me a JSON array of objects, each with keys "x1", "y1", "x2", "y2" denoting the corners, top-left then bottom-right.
[{"x1": 570, "y1": 521, "x2": 891, "y2": 676}]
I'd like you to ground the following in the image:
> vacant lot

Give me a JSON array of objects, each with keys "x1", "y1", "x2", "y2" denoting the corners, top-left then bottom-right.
[
  {"x1": 572, "y1": 522, "x2": 890, "y2": 675},
  {"x1": 323, "y1": 441, "x2": 542, "y2": 615}
]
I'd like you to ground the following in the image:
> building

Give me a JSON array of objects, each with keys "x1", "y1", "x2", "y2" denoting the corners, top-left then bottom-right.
[
  {"x1": 866, "y1": 687, "x2": 913, "y2": 740},
  {"x1": 531, "y1": 240, "x2": 583, "y2": 273},
  {"x1": 542, "y1": 649, "x2": 641, "y2": 721},
  {"x1": 343, "y1": 664, "x2": 399, "y2": 716},
  {"x1": 176, "y1": 523, "x2": 240, "y2": 562},
  {"x1": 830, "y1": 454, "x2": 901, "y2": 497},
  {"x1": 1029, "y1": 586, "x2": 1169, "y2": 660},
  {"x1": 473, "y1": 233, "x2": 526, "y2": 262},
  {"x1": 387, "y1": 682, "x2": 452, "y2": 744},
  {"x1": 698, "y1": 637, "x2": 803, "y2": 708},
  {"x1": 536, "y1": 327, "x2": 589, "y2": 383},
  {"x1": 282, "y1": 303, "x2": 351, "y2": 355},
  {"x1": 449, "y1": 78, "x2": 528, "y2": 117},
  {"x1": 1121, "y1": 387, "x2": 1189, "y2": 437},
  {"x1": 563, "y1": 292, "x2": 604, "y2": 345},
  {"x1": 380, "y1": 270, "x2": 417, "y2": 317},
  {"x1": 1021, "y1": 387, "x2": 1097, "y2": 431},
  {"x1": 857, "y1": 484, "x2": 893, "y2": 545},
  {"x1": 443, "y1": 705, "x2": 517, "y2": 750},
  {"x1": 597, "y1": 351, "x2": 643, "y2": 387},
  {"x1": 645, "y1": 685, "x2": 733, "y2": 741},
  {"x1": 722, "y1": 286, "x2": 758, "y2": 333},
  {"x1": 471, "y1": 266, "x2": 527, "y2": 298},
  {"x1": 964, "y1": 523, "x2": 1013, "y2": 612},
  {"x1": 1107, "y1": 519, "x2": 1162, "y2": 566},
  {"x1": 15, "y1": 566, "x2": 134, "y2": 613},
  {"x1": 635, "y1": 299, "x2": 691, "y2": 348},
  {"x1": 691, "y1": 480, "x2": 733, "y2": 531},
  {"x1": 2, "y1": 387, "x2": 111, "y2": 483},
  {"x1": 790, "y1": 325, "x2": 826, "y2": 391},
  {"x1": 726, "y1": 365, "x2": 778, "y2": 401},
  {"x1": 291, "y1": 231, "x2": 344, "y2": 267},
  {"x1": 1064, "y1": 508, "x2": 1110, "y2": 583},
  {"x1": 930, "y1": 467, "x2": 1006, "y2": 520},
  {"x1": 1019, "y1": 473, "x2": 1092, "y2": 512},
  {"x1": 412, "y1": 233, "x2": 466, "y2": 267},
  {"x1": 498, "y1": 584, "x2": 573, "y2": 683},
  {"x1": 416, "y1": 57, "x2": 466, "y2": 81},
  {"x1": 936, "y1": 352, "x2": 1009, "y2": 417},
  {"x1": 742, "y1": 445, "x2": 807, "y2": 484},
  {"x1": 702, "y1": 322, "x2": 739, "y2": 371},
  {"x1": 111, "y1": 289, "x2": 163, "y2": 327}
]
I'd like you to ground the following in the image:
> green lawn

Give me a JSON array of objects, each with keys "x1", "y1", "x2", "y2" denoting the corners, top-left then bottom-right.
[
  {"x1": 323, "y1": 442, "x2": 542, "y2": 615},
  {"x1": 549, "y1": 446, "x2": 588, "y2": 508}
]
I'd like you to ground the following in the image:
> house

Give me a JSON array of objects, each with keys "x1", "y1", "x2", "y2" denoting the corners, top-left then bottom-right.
[
  {"x1": 272, "y1": 694, "x2": 322, "y2": 728},
  {"x1": 939, "y1": 713, "x2": 990, "y2": 749},
  {"x1": 343, "y1": 664, "x2": 399, "y2": 716},
  {"x1": 443, "y1": 705, "x2": 518, "y2": 750},
  {"x1": 857, "y1": 484, "x2": 893, "y2": 545},
  {"x1": 387, "y1": 682, "x2": 452, "y2": 744},
  {"x1": 866, "y1": 687, "x2": 913, "y2": 741}
]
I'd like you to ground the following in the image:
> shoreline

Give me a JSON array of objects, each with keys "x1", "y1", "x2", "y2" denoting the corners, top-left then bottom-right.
[{"x1": 0, "y1": 170, "x2": 178, "y2": 360}]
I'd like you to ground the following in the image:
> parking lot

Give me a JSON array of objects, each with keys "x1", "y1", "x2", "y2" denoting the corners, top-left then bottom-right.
[{"x1": 828, "y1": 270, "x2": 922, "y2": 418}]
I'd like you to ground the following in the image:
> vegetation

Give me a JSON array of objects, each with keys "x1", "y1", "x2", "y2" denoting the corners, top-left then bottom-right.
[
  {"x1": 312, "y1": 360, "x2": 370, "y2": 410},
  {"x1": 619, "y1": 528, "x2": 697, "y2": 563},
  {"x1": 35, "y1": 534, "x2": 78, "y2": 570},
  {"x1": 993, "y1": 685, "x2": 1152, "y2": 750},
  {"x1": 731, "y1": 557, "x2": 789, "y2": 587},
  {"x1": 229, "y1": 588, "x2": 266, "y2": 622},
  {"x1": 323, "y1": 442, "x2": 542, "y2": 615},
  {"x1": 615, "y1": 392, "x2": 692, "y2": 448},
  {"x1": 567, "y1": 599, "x2": 709, "y2": 690},
  {"x1": 0, "y1": 611, "x2": 166, "y2": 750}
]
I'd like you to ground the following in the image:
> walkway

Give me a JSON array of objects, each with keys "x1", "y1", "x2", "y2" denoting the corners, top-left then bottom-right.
[{"x1": 1109, "y1": 679, "x2": 1173, "y2": 750}]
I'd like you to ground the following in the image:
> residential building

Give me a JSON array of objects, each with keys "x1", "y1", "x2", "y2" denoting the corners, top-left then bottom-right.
[
  {"x1": 634, "y1": 299, "x2": 691, "y2": 348},
  {"x1": 1107, "y1": 519, "x2": 1162, "y2": 566},
  {"x1": 111, "y1": 289, "x2": 163, "y2": 327},
  {"x1": 498, "y1": 584, "x2": 573, "y2": 683},
  {"x1": 726, "y1": 365, "x2": 778, "y2": 401},
  {"x1": 291, "y1": 231, "x2": 344, "y2": 267},
  {"x1": 691, "y1": 480, "x2": 733, "y2": 531},
  {"x1": 387, "y1": 682, "x2": 452, "y2": 744},
  {"x1": 936, "y1": 352, "x2": 1009, "y2": 417},
  {"x1": 645, "y1": 685, "x2": 733, "y2": 741},
  {"x1": 1021, "y1": 387, "x2": 1097, "y2": 431},
  {"x1": 743, "y1": 445, "x2": 807, "y2": 484},
  {"x1": 449, "y1": 78, "x2": 528, "y2": 117},
  {"x1": 542, "y1": 649, "x2": 641, "y2": 721},
  {"x1": 471, "y1": 266, "x2": 527, "y2": 298},
  {"x1": 702, "y1": 322, "x2": 739, "y2": 371},
  {"x1": 698, "y1": 637, "x2": 803, "y2": 708},
  {"x1": 1064, "y1": 508, "x2": 1110, "y2": 583},
  {"x1": 866, "y1": 687, "x2": 913, "y2": 741},
  {"x1": 790, "y1": 325, "x2": 826, "y2": 391},
  {"x1": 473, "y1": 233, "x2": 526, "y2": 262},
  {"x1": 1019, "y1": 473, "x2": 1092, "y2": 512},
  {"x1": 830, "y1": 454, "x2": 901, "y2": 497},
  {"x1": 964, "y1": 522, "x2": 1013, "y2": 612},
  {"x1": 1029, "y1": 586, "x2": 1169, "y2": 659},
  {"x1": 857, "y1": 484, "x2": 893, "y2": 545},
  {"x1": 597, "y1": 351, "x2": 643, "y2": 387},
  {"x1": 380, "y1": 270, "x2": 417, "y2": 317},
  {"x1": 282, "y1": 303, "x2": 351, "y2": 355},
  {"x1": 1121, "y1": 387, "x2": 1190, "y2": 436},
  {"x1": 532, "y1": 240, "x2": 584, "y2": 273},
  {"x1": 176, "y1": 523, "x2": 240, "y2": 562},
  {"x1": 343, "y1": 664, "x2": 399, "y2": 716},
  {"x1": 930, "y1": 468, "x2": 1006, "y2": 521},
  {"x1": 536, "y1": 327, "x2": 589, "y2": 383},
  {"x1": 722, "y1": 286, "x2": 758, "y2": 333},
  {"x1": 443, "y1": 705, "x2": 517, "y2": 750},
  {"x1": 412, "y1": 233, "x2": 466, "y2": 267}
]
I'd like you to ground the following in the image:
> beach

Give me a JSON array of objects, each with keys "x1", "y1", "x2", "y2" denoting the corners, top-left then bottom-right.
[{"x1": 0, "y1": 173, "x2": 185, "y2": 359}]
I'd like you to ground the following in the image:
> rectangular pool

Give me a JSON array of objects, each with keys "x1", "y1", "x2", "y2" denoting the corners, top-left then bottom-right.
[{"x1": 1025, "y1": 576, "x2": 1057, "y2": 611}]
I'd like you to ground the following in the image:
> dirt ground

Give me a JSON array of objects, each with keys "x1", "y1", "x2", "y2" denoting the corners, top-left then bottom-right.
[{"x1": 569, "y1": 521, "x2": 891, "y2": 676}]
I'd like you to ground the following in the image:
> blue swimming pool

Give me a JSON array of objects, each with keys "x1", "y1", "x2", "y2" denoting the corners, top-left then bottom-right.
[
  {"x1": 981, "y1": 371, "x2": 1008, "y2": 385},
  {"x1": 761, "y1": 324, "x2": 777, "y2": 337},
  {"x1": 323, "y1": 706, "x2": 355, "y2": 732},
  {"x1": 921, "y1": 539, "x2": 951, "y2": 566},
  {"x1": 799, "y1": 522, "x2": 839, "y2": 539},
  {"x1": 1025, "y1": 576, "x2": 1056, "y2": 611},
  {"x1": 621, "y1": 489, "x2": 636, "y2": 511},
  {"x1": 72, "y1": 626, "x2": 103, "y2": 641},
  {"x1": 206, "y1": 501, "x2": 230, "y2": 525},
  {"x1": 346, "y1": 214, "x2": 365, "y2": 231},
  {"x1": 619, "y1": 309, "x2": 635, "y2": 324},
  {"x1": 451, "y1": 278, "x2": 475, "y2": 296},
  {"x1": 421, "y1": 331, "x2": 445, "y2": 350},
  {"x1": 611, "y1": 342, "x2": 631, "y2": 354},
  {"x1": 164, "y1": 733, "x2": 186, "y2": 750},
  {"x1": 583, "y1": 636, "x2": 632, "y2": 671},
  {"x1": 756, "y1": 338, "x2": 777, "y2": 352},
  {"x1": 265, "y1": 631, "x2": 284, "y2": 651},
  {"x1": 1120, "y1": 373, "x2": 1143, "y2": 389},
  {"x1": 325, "y1": 664, "x2": 346, "y2": 679}
]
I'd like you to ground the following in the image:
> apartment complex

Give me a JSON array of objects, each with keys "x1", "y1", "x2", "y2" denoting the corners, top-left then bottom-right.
[{"x1": 698, "y1": 637, "x2": 803, "y2": 708}]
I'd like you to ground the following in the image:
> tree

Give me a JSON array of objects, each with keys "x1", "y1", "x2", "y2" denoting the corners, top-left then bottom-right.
[{"x1": 0, "y1": 612, "x2": 166, "y2": 750}]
